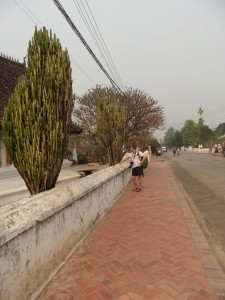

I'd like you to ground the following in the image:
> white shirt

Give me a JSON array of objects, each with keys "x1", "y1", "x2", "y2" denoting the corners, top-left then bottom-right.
[{"x1": 127, "y1": 150, "x2": 144, "y2": 168}]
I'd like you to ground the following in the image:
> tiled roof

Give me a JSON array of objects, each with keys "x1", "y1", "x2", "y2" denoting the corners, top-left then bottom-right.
[
  {"x1": 0, "y1": 55, "x2": 26, "y2": 124},
  {"x1": 0, "y1": 54, "x2": 82, "y2": 134}
]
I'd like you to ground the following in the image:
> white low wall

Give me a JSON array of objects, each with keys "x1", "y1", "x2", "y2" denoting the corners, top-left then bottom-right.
[
  {"x1": 186, "y1": 147, "x2": 210, "y2": 153},
  {"x1": 0, "y1": 163, "x2": 130, "y2": 300}
]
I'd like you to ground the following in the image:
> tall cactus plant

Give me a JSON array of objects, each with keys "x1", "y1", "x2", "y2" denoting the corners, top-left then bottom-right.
[{"x1": 2, "y1": 27, "x2": 73, "y2": 195}]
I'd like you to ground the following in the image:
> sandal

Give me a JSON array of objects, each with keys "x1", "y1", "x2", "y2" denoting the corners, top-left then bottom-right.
[{"x1": 136, "y1": 188, "x2": 141, "y2": 192}]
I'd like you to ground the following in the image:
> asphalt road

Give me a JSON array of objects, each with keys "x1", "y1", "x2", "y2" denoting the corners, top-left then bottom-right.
[{"x1": 167, "y1": 150, "x2": 225, "y2": 271}]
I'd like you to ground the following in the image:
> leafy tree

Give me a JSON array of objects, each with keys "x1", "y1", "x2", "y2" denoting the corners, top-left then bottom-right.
[
  {"x1": 197, "y1": 124, "x2": 213, "y2": 147},
  {"x1": 214, "y1": 123, "x2": 225, "y2": 137},
  {"x1": 180, "y1": 120, "x2": 198, "y2": 147},
  {"x1": 196, "y1": 108, "x2": 213, "y2": 146},
  {"x1": 2, "y1": 27, "x2": 73, "y2": 195},
  {"x1": 180, "y1": 119, "x2": 213, "y2": 147},
  {"x1": 164, "y1": 127, "x2": 176, "y2": 148},
  {"x1": 164, "y1": 127, "x2": 183, "y2": 148},
  {"x1": 149, "y1": 137, "x2": 160, "y2": 153},
  {"x1": 173, "y1": 131, "x2": 183, "y2": 147},
  {"x1": 96, "y1": 97, "x2": 126, "y2": 165}
]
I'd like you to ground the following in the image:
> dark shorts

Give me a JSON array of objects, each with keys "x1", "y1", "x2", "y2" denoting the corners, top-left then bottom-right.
[{"x1": 132, "y1": 166, "x2": 143, "y2": 177}]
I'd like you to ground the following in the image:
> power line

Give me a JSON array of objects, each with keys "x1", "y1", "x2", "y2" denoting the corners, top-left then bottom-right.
[
  {"x1": 52, "y1": 0, "x2": 124, "y2": 93},
  {"x1": 11, "y1": 0, "x2": 97, "y2": 88},
  {"x1": 17, "y1": 0, "x2": 43, "y2": 26},
  {"x1": 72, "y1": 0, "x2": 120, "y2": 88},
  {"x1": 71, "y1": 58, "x2": 96, "y2": 85},
  {"x1": 84, "y1": 0, "x2": 125, "y2": 90},
  {"x1": 12, "y1": 0, "x2": 122, "y2": 92},
  {"x1": 74, "y1": 0, "x2": 125, "y2": 90},
  {"x1": 12, "y1": 0, "x2": 40, "y2": 26}
]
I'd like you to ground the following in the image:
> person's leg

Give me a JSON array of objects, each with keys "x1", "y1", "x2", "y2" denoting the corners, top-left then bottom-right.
[
  {"x1": 132, "y1": 175, "x2": 138, "y2": 190},
  {"x1": 135, "y1": 167, "x2": 143, "y2": 191},
  {"x1": 137, "y1": 175, "x2": 142, "y2": 190}
]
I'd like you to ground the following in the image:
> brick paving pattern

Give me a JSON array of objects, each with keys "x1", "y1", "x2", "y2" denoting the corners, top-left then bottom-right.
[{"x1": 39, "y1": 158, "x2": 225, "y2": 300}]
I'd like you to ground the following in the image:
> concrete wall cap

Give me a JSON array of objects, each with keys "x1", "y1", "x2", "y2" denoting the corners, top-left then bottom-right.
[{"x1": 0, "y1": 163, "x2": 128, "y2": 246}]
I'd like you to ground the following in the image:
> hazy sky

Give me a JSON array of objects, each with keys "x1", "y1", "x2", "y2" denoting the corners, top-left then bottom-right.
[{"x1": 1, "y1": 0, "x2": 225, "y2": 139}]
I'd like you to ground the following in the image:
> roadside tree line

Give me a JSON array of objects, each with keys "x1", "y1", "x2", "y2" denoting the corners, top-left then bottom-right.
[{"x1": 164, "y1": 109, "x2": 225, "y2": 149}]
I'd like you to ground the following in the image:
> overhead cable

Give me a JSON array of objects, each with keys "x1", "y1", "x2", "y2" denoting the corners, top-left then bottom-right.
[
  {"x1": 11, "y1": 0, "x2": 96, "y2": 86},
  {"x1": 12, "y1": 0, "x2": 42, "y2": 27},
  {"x1": 17, "y1": 0, "x2": 43, "y2": 26},
  {"x1": 84, "y1": 0, "x2": 125, "y2": 90},
  {"x1": 71, "y1": 58, "x2": 96, "y2": 85},
  {"x1": 73, "y1": 0, "x2": 125, "y2": 90},
  {"x1": 52, "y1": 0, "x2": 124, "y2": 93},
  {"x1": 72, "y1": 0, "x2": 120, "y2": 88}
]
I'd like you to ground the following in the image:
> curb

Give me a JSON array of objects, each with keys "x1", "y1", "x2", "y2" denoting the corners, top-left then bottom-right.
[{"x1": 167, "y1": 162, "x2": 225, "y2": 298}]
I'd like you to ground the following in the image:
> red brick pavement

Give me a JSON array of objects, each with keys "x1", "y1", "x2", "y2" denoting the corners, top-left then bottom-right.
[{"x1": 38, "y1": 159, "x2": 225, "y2": 300}]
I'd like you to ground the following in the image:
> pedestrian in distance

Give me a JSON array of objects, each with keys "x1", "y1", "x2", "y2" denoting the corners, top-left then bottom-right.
[{"x1": 120, "y1": 144, "x2": 148, "y2": 192}]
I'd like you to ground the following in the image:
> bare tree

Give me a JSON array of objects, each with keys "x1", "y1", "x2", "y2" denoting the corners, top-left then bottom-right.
[
  {"x1": 119, "y1": 87, "x2": 165, "y2": 147},
  {"x1": 73, "y1": 85, "x2": 165, "y2": 161}
]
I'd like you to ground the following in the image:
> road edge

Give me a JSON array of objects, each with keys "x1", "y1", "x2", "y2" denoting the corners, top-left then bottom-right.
[{"x1": 166, "y1": 161, "x2": 225, "y2": 299}]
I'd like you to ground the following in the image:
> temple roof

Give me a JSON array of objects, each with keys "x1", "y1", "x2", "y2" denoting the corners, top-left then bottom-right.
[
  {"x1": 0, "y1": 54, "x2": 82, "y2": 135},
  {"x1": 0, "y1": 54, "x2": 26, "y2": 122}
]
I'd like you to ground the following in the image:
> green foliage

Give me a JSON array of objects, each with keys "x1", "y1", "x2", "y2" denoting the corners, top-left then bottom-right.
[
  {"x1": 180, "y1": 120, "x2": 198, "y2": 147},
  {"x1": 164, "y1": 127, "x2": 183, "y2": 148},
  {"x1": 96, "y1": 97, "x2": 126, "y2": 166},
  {"x1": 197, "y1": 124, "x2": 213, "y2": 146},
  {"x1": 77, "y1": 154, "x2": 88, "y2": 164},
  {"x1": 163, "y1": 107, "x2": 223, "y2": 148},
  {"x1": 164, "y1": 127, "x2": 176, "y2": 148},
  {"x1": 174, "y1": 131, "x2": 183, "y2": 147},
  {"x1": 214, "y1": 123, "x2": 225, "y2": 136},
  {"x1": 172, "y1": 119, "x2": 213, "y2": 148},
  {"x1": 149, "y1": 137, "x2": 160, "y2": 153},
  {"x1": 93, "y1": 147, "x2": 107, "y2": 163},
  {"x1": 150, "y1": 137, "x2": 160, "y2": 148},
  {"x1": 2, "y1": 27, "x2": 73, "y2": 195}
]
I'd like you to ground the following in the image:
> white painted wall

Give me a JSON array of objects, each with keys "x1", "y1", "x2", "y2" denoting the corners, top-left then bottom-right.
[
  {"x1": 186, "y1": 147, "x2": 210, "y2": 153},
  {"x1": 0, "y1": 163, "x2": 130, "y2": 300}
]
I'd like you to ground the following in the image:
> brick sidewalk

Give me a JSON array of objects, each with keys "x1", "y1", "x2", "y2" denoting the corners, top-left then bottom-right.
[{"x1": 38, "y1": 159, "x2": 225, "y2": 300}]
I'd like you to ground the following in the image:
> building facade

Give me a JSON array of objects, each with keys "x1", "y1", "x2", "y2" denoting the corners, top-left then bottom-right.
[{"x1": 0, "y1": 54, "x2": 26, "y2": 167}]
